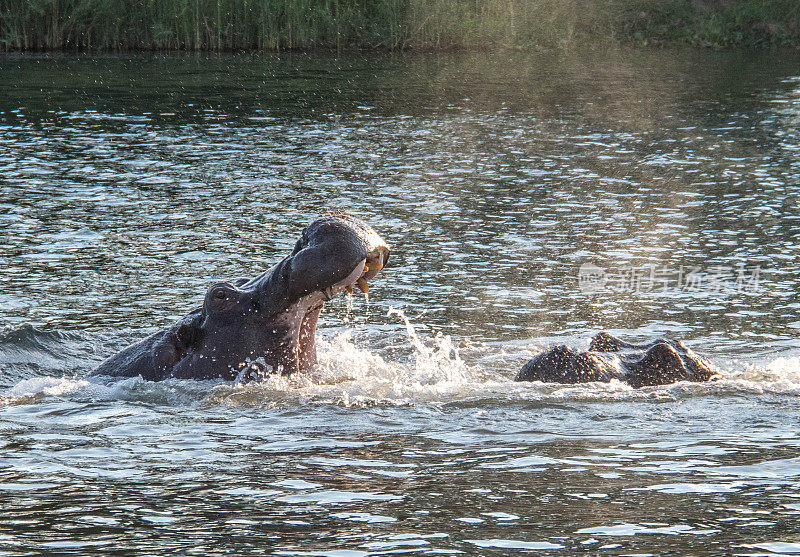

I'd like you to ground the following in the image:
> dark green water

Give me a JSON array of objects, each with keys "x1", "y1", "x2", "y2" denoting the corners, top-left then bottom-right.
[{"x1": 1, "y1": 49, "x2": 800, "y2": 555}]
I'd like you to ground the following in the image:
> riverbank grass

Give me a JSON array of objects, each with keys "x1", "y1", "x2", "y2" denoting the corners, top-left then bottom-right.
[{"x1": 2, "y1": 0, "x2": 799, "y2": 51}]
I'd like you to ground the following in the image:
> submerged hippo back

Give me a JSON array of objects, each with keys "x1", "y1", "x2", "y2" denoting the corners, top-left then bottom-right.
[
  {"x1": 516, "y1": 332, "x2": 720, "y2": 387},
  {"x1": 515, "y1": 345, "x2": 621, "y2": 384}
]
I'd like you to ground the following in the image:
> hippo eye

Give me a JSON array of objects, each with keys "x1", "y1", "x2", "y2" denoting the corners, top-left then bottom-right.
[
  {"x1": 213, "y1": 289, "x2": 227, "y2": 300},
  {"x1": 206, "y1": 284, "x2": 237, "y2": 313},
  {"x1": 209, "y1": 286, "x2": 232, "y2": 304}
]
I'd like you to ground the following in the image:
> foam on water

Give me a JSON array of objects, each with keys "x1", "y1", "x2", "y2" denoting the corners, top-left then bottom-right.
[
  {"x1": 2, "y1": 312, "x2": 800, "y2": 408},
  {"x1": 205, "y1": 310, "x2": 487, "y2": 408},
  {"x1": 2, "y1": 376, "x2": 91, "y2": 401},
  {"x1": 765, "y1": 356, "x2": 800, "y2": 383},
  {"x1": 1, "y1": 373, "x2": 221, "y2": 407}
]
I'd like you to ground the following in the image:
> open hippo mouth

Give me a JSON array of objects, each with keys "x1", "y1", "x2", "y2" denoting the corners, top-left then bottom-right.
[{"x1": 92, "y1": 214, "x2": 390, "y2": 381}]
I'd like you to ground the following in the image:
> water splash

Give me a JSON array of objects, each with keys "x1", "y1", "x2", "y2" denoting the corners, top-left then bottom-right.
[
  {"x1": 1, "y1": 322, "x2": 799, "y2": 408},
  {"x1": 343, "y1": 292, "x2": 355, "y2": 323},
  {"x1": 207, "y1": 310, "x2": 477, "y2": 408}
]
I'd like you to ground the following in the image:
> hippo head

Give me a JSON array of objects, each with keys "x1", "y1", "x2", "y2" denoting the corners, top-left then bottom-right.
[{"x1": 165, "y1": 214, "x2": 390, "y2": 380}]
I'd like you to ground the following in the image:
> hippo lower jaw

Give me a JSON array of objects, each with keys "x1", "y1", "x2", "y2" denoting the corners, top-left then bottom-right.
[{"x1": 92, "y1": 215, "x2": 390, "y2": 382}]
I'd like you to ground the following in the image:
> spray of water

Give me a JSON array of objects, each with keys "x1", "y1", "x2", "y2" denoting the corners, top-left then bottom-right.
[{"x1": 1, "y1": 314, "x2": 800, "y2": 407}]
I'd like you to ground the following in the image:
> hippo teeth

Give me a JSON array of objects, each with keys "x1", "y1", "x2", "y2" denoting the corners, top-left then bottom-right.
[
  {"x1": 356, "y1": 277, "x2": 369, "y2": 293},
  {"x1": 345, "y1": 285, "x2": 353, "y2": 294}
]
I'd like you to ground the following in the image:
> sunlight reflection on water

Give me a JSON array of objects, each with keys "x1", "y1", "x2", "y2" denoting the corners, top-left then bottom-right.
[{"x1": 1, "y1": 48, "x2": 800, "y2": 554}]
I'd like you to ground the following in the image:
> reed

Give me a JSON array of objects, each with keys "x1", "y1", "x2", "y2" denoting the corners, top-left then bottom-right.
[
  {"x1": 403, "y1": 0, "x2": 589, "y2": 49},
  {"x1": 0, "y1": 0, "x2": 407, "y2": 51},
  {"x1": 1, "y1": 0, "x2": 799, "y2": 51}
]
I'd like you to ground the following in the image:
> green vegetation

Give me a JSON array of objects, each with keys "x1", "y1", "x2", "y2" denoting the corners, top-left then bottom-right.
[
  {"x1": 2, "y1": 0, "x2": 799, "y2": 51},
  {"x1": 596, "y1": 0, "x2": 800, "y2": 48}
]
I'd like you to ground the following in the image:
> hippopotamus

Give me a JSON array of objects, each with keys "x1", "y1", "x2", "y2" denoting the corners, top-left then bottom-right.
[
  {"x1": 92, "y1": 214, "x2": 390, "y2": 381},
  {"x1": 515, "y1": 332, "x2": 719, "y2": 387}
]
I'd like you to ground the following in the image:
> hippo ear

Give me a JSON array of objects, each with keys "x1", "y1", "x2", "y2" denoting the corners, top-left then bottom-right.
[
  {"x1": 176, "y1": 323, "x2": 195, "y2": 347},
  {"x1": 175, "y1": 311, "x2": 203, "y2": 349},
  {"x1": 151, "y1": 320, "x2": 199, "y2": 377}
]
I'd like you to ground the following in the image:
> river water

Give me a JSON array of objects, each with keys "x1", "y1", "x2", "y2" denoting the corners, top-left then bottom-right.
[{"x1": 1, "y1": 49, "x2": 799, "y2": 555}]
